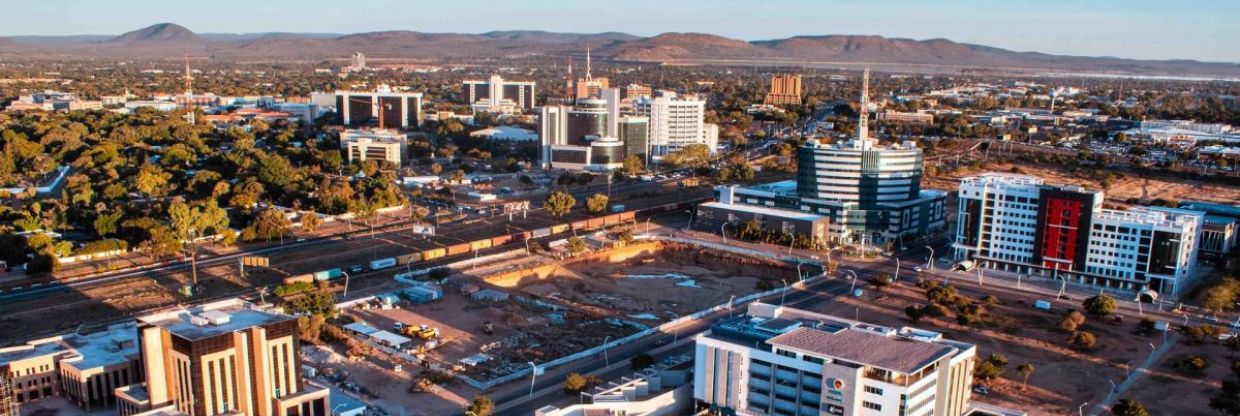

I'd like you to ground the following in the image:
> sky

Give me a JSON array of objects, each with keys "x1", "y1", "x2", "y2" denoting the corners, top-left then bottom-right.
[{"x1": 5, "y1": 0, "x2": 1239, "y2": 62}]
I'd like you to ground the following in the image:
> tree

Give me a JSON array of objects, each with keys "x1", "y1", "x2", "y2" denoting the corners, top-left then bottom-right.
[
  {"x1": 1069, "y1": 331, "x2": 1097, "y2": 350},
  {"x1": 631, "y1": 353, "x2": 655, "y2": 370},
  {"x1": 586, "y1": 193, "x2": 609, "y2": 214},
  {"x1": 1083, "y1": 295, "x2": 1117, "y2": 317},
  {"x1": 563, "y1": 373, "x2": 589, "y2": 394},
  {"x1": 1016, "y1": 363, "x2": 1035, "y2": 390},
  {"x1": 450, "y1": 169, "x2": 466, "y2": 184},
  {"x1": 464, "y1": 395, "x2": 494, "y2": 416},
  {"x1": 621, "y1": 155, "x2": 644, "y2": 176},
  {"x1": 1110, "y1": 399, "x2": 1149, "y2": 416},
  {"x1": 1058, "y1": 311, "x2": 1087, "y2": 332},
  {"x1": 246, "y1": 209, "x2": 292, "y2": 242},
  {"x1": 430, "y1": 162, "x2": 443, "y2": 175},
  {"x1": 904, "y1": 305, "x2": 926, "y2": 323},
  {"x1": 93, "y1": 211, "x2": 122, "y2": 237},
  {"x1": 567, "y1": 236, "x2": 587, "y2": 254},
  {"x1": 133, "y1": 163, "x2": 170, "y2": 197},
  {"x1": 544, "y1": 191, "x2": 576, "y2": 217},
  {"x1": 301, "y1": 213, "x2": 321, "y2": 233}
]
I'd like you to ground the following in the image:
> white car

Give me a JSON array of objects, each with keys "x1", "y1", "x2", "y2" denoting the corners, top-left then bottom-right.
[{"x1": 913, "y1": 266, "x2": 924, "y2": 273}]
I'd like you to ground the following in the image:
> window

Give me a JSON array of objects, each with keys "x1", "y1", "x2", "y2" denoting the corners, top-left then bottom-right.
[
  {"x1": 863, "y1": 401, "x2": 883, "y2": 411},
  {"x1": 776, "y1": 349, "x2": 797, "y2": 358},
  {"x1": 864, "y1": 385, "x2": 884, "y2": 395}
]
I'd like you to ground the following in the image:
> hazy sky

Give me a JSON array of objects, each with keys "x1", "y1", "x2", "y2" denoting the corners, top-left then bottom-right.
[{"x1": 6, "y1": 0, "x2": 1238, "y2": 62}]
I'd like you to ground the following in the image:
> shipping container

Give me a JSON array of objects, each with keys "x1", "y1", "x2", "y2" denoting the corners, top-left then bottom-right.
[
  {"x1": 370, "y1": 258, "x2": 397, "y2": 271},
  {"x1": 571, "y1": 220, "x2": 589, "y2": 230},
  {"x1": 397, "y1": 253, "x2": 421, "y2": 265},
  {"x1": 447, "y1": 243, "x2": 471, "y2": 256},
  {"x1": 549, "y1": 224, "x2": 569, "y2": 235},
  {"x1": 421, "y1": 248, "x2": 446, "y2": 261},
  {"x1": 491, "y1": 235, "x2": 513, "y2": 247},
  {"x1": 603, "y1": 214, "x2": 621, "y2": 225},
  {"x1": 618, "y1": 211, "x2": 636, "y2": 222},
  {"x1": 533, "y1": 227, "x2": 553, "y2": 238},
  {"x1": 587, "y1": 218, "x2": 605, "y2": 229},
  {"x1": 284, "y1": 274, "x2": 314, "y2": 284},
  {"x1": 470, "y1": 239, "x2": 492, "y2": 251},
  {"x1": 512, "y1": 231, "x2": 532, "y2": 242},
  {"x1": 313, "y1": 268, "x2": 343, "y2": 281}
]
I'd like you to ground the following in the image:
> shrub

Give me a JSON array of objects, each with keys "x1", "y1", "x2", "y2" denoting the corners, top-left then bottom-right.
[
  {"x1": 1069, "y1": 331, "x2": 1097, "y2": 350},
  {"x1": 1083, "y1": 295, "x2": 1117, "y2": 317}
]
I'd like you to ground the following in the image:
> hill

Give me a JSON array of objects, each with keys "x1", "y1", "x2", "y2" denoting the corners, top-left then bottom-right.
[{"x1": 109, "y1": 23, "x2": 202, "y2": 43}]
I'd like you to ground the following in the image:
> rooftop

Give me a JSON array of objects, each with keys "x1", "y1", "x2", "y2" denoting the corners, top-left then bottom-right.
[
  {"x1": 0, "y1": 322, "x2": 138, "y2": 370},
  {"x1": 139, "y1": 299, "x2": 291, "y2": 341},
  {"x1": 1180, "y1": 200, "x2": 1240, "y2": 219},
  {"x1": 768, "y1": 327, "x2": 957, "y2": 374},
  {"x1": 699, "y1": 201, "x2": 825, "y2": 222}
]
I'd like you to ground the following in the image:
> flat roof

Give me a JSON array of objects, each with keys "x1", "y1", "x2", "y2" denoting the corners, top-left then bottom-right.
[
  {"x1": 768, "y1": 327, "x2": 957, "y2": 374},
  {"x1": 369, "y1": 330, "x2": 411, "y2": 346},
  {"x1": 1180, "y1": 201, "x2": 1240, "y2": 219},
  {"x1": 139, "y1": 299, "x2": 291, "y2": 341},
  {"x1": 699, "y1": 201, "x2": 825, "y2": 222}
]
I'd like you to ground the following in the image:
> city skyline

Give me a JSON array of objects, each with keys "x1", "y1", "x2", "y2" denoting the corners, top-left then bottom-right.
[{"x1": 2, "y1": 0, "x2": 1238, "y2": 62}]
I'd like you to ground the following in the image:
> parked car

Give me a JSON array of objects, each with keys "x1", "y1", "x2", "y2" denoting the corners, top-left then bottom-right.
[
  {"x1": 348, "y1": 265, "x2": 365, "y2": 273},
  {"x1": 972, "y1": 386, "x2": 990, "y2": 395}
]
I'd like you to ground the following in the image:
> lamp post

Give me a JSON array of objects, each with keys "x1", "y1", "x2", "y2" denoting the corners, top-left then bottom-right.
[
  {"x1": 720, "y1": 223, "x2": 728, "y2": 243},
  {"x1": 846, "y1": 270, "x2": 859, "y2": 294},
  {"x1": 780, "y1": 279, "x2": 788, "y2": 307},
  {"x1": 728, "y1": 295, "x2": 736, "y2": 318},
  {"x1": 925, "y1": 246, "x2": 935, "y2": 271},
  {"x1": 603, "y1": 336, "x2": 612, "y2": 366},
  {"x1": 341, "y1": 271, "x2": 351, "y2": 298},
  {"x1": 528, "y1": 362, "x2": 538, "y2": 397},
  {"x1": 893, "y1": 257, "x2": 900, "y2": 284},
  {"x1": 1078, "y1": 402, "x2": 1088, "y2": 416}
]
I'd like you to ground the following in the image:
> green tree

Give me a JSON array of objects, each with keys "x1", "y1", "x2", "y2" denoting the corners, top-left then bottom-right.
[
  {"x1": 621, "y1": 155, "x2": 644, "y2": 176},
  {"x1": 133, "y1": 163, "x2": 171, "y2": 197},
  {"x1": 464, "y1": 395, "x2": 494, "y2": 416},
  {"x1": 93, "y1": 211, "x2": 122, "y2": 237},
  {"x1": 544, "y1": 191, "x2": 576, "y2": 217},
  {"x1": 586, "y1": 193, "x2": 609, "y2": 214},
  {"x1": 257, "y1": 154, "x2": 296, "y2": 188},
  {"x1": 450, "y1": 169, "x2": 466, "y2": 184},
  {"x1": 563, "y1": 373, "x2": 589, "y2": 394},
  {"x1": 1110, "y1": 399, "x2": 1149, "y2": 416},
  {"x1": 567, "y1": 236, "x2": 587, "y2": 254},
  {"x1": 1058, "y1": 311, "x2": 1087, "y2": 332},
  {"x1": 246, "y1": 209, "x2": 292, "y2": 242},
  {"x1": 1083, "y1": 295, "x2": 1118, "y2": 317},
  {"x1": 1069, "y1": 331, "x2": 1097, "y2": 350},
  {"x1": 301, "y1": 213, "x2": 321, "y2": 233}
]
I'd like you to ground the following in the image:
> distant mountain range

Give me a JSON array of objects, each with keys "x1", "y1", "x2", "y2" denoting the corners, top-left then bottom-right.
[{"x1": 2, "y1": 23, "x2": 1237, "y2": 77}]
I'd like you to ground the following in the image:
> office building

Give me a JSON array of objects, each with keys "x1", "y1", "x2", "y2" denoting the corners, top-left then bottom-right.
[
  {"x1": 334, "y1": 85, "x2": 423, "y2": 129},
  {"x1": 701, "y1": 70, "x2": 946, "y2": 244},
  {"x1": 540, "y1": 99, "x2": 625, "y2": 171},
  {"x1": 567, "y1": 99, "x2": 610, "y2": 144},
  {"x1": 462, "y1": 75, "x2": 536, "y2": 114},
  {"x1": 638, "y1": 93, "x2": 717, "y2": 156},
  {"x1": 617, "y1": 116, "x2": 650, "y2": 162},
  {"x1": 570, "y1": 47, "x2": 609, "y2": 100},
  {"x1": 1178, "y1": 201, "x2": 1240, "y2": 259},
  {"x1": 340, "y1": 129, "x2": 408, "y2": 165},
  {"x1": 116, "y1": 298, "x2": 330, "y2": 416},
  {"x1": 953, "y1": 173, "x2": 1203, "y2": 297},
  {"x1": 877, "y1": 110, "x2": 934, "y2": 124},
  {"x1": 4, "y1": 91, "x2": 103, "y2": 113},
  {"x1": 764, "y1": 74, "x2": 803, "y2": 106},
  {"x1": 695, "y1": 302, "x2": 977, "y2": 416},
  {"x1": 0, "y1": 322, "x2": 143, "y2": 411},
  {"x1": 535, "y1": 362, "x2": 693, "y2": 416},
  {"x1": 622, "y1": 84, "x2": 653, "y2": 101}
]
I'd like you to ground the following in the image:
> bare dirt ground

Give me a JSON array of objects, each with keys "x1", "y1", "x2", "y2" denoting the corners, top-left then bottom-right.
[
  {"x1": 518, "y1": 246, "x2": 796, "y2": 322},
  {"x1": 924, "y1": 161, "x2": 1240, "y2": 207},
  {"x1": 800, "y1": 278, "x2": 1193, "y2": 415},
  {"x1": 1122, "y1": 340, "x2": 1233, "y2": 416}
]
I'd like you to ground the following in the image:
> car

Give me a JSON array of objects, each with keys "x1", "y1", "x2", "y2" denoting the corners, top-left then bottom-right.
[
  {"x1": 913, "y1": 266, "x2": 924, "y2": 273},
  {"x1": 348, "y1": 265, "x2": 365, "y2": 273},
  {"x1": 972, "y1": 386, "x2": 990, "y2": 395},
  {"x1": 296, "y1": 237, "x2": 306, "y2": 242}
]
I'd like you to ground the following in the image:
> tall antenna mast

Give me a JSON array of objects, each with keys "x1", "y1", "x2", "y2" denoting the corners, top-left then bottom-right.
[
  {"x1": 585, "y1": 45, "x2": 592, "y2": 81},
  {"x1": 183, "y1": 54, "x2": 195, "y2": 124},
  {"x1": 857, "y1": 68, "x2": 870, "y2": 141}
]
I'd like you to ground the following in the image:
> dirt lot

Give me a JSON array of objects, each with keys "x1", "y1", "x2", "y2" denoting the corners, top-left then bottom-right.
[
  {"x1": 518, "y1": 245, "x2": 799, "y2": 322},
  {"x1": 798, "y1": 278, "x2": 1201, "y2": 415},
  {"x1": 1121, "y1": 339, "x2": 1232, "y2": 415},
  {"x1": 924, "y1": 160, "x2": 1240, "y2": 207}
]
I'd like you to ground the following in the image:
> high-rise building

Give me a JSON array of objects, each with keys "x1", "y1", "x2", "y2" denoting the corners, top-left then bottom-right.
[
  {"x1": 621, "y1": 84, "x2": 653, "y2": 101},
  {"x1": 763, "y1": 74, "x2": 803, "y2": 106},
  {"x1": 617, "y1": 116, "x2": 650, "y2": 162},
  {"x1": 462, "y1": 75, "x2": 536, "y2": 114},
  {"x1": 953, "y1": 173, "x2": 1203, "y2": 297},
  {"x1": 1177, "y1": 201, "x2": 1240, "y2": 260},
  {"x1": 116, "y1": 299, "x2": 330, "y2": 416},
  {"x1": 572, "y1": 47, "x2": 609, "y2": 99},
  {"x1": 539, "y1": 99, "x2": 624, "y2": 172},
  {"x1": 566, "y1": 99, "x2": 610, "y2": 145},
  {"x1": 334, "y1": 85, "x2": 423, "y2": 129},
  {"x1": 695, "y1": 302, "x2": 977, "y2": 416},
  {"x1": 638, "y1": 93, "x2": 715, "y2": 156},
  {"x1": 340, "y1": 129, "x2": 408, "y2": 165},
  {"x1": 699, "y1": 70, "x2": 947, "y2": 244}
]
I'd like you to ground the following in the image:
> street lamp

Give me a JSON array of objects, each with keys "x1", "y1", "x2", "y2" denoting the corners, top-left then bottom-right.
[
  {"x1": 720, "y1": 223, "x2": 728, "y2": 243},
  {"x1": 728, "y1": 295, "x2": 736, "y2": 318},
  {"x1": 602, "y1": 336, "x2": 612, "y2": 366},
  {"x1": 528, "y1": 362, "x2": 538, "y2": 397},
  {"x1": 846, "y1": 270, "x2": 859, "y2": 294},
  {"x1": 341, "y1": 271, "x2": 351, "y2": 298},
  {"x1": 780, "y1": 279, "x2": 788, "y2": 307},
  {"x1": 893, "y1": 257, "x2": 900, "y2": 284},
  {"x1": 1078, "y1": 402, "x2": 1088, "y2": 416},
  {"x1": 925, "y1": 246, "x2": 935, "y2": 271}
]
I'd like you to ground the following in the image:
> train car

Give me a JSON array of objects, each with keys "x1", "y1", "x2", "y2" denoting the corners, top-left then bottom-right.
[
  {"x1": 422, "y1": 248, "x2": 446, "y2": 261},
  {"x1": 618, "y1": 211, "x2": 636, "y2": 222},
  {"x1": 370, "y1": 258, "x2": 397, "y2": 271},
  {"x1": 470, "y1": 239, "x2": 492, "y2": 251},
  {"x1": 284, "y1": 274, "x2": 314, "y2": 285},
  {"x1": 491, "y1": 234, "x2": 513, "y2": 247},
  {"x1": 571, "y1": 220, "x2": 589, "y2": 231},
  {"x1": 586, "y1": 218, "x2": 605, "y2": 229},
  {"x1": 512, "y1": 231, "x2": 532, "y2": 242},
  {"x1": 533, "y1": 227, "x2": 552, "y2": 238},
  {"x1": 603, "y1": 214, "x2": 621, "y2": 226},
  {"x1": 397, "y1": 253, "x2": 422, "y2": 265},
  {"x1": 447, "y1": 243, "x2": 471, "y2": 256},
  {"x1": 549, "y1": 224, "x2": 568, "y2": 235},
  {"x1": 313, "y1": 268, "x2": 343, "y2": 281}
]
